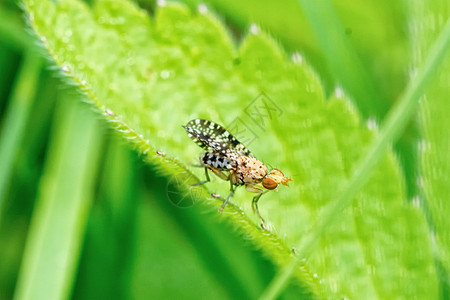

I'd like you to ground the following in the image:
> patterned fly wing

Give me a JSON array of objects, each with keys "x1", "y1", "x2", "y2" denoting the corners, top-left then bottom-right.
[{"x1": 183, "y1": 119, "x2": 252, "y2": 157}]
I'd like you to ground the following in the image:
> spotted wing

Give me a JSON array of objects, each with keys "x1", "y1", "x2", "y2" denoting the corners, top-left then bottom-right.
[{"x1": 183, "y1": 119, "x2": 251, "y2": 157}]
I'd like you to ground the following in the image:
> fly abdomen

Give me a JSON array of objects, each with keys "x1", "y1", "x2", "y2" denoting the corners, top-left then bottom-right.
[{"x1": 201, "y1": 152, "x2": 236, "y2": 170}]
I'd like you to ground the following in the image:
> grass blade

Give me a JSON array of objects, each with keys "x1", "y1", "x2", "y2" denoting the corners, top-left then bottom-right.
[
  {"x1": 14, "y1": 98, "x2": 103, "y2": 300},
  {"x1": 0, "y1": 52, "x2": 41, "y2": 215}
]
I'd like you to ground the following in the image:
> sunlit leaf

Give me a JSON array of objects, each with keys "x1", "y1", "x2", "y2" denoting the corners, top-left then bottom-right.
[{"x1": 416, "y1": 0, "x2": 450, "y2": 280}]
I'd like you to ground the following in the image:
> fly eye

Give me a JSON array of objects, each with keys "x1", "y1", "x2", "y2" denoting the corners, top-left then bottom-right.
[{"x1": 262, "y1": 178, "x2": 278, "y2": 190}]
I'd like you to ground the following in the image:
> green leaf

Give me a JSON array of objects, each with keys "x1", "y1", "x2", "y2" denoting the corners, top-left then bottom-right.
[
  {"x1": 415, "y1": 0, "x2": 450, "y2": 288},
  {"x1": 23, "y1": 0, "x2": 438, "y2": 298},
  {"x1": 181, "y1": 0, "x2": 419, "y2": 200},
  {"x1": 183, "y1": 0, "x2": 410, "y2": 116}
]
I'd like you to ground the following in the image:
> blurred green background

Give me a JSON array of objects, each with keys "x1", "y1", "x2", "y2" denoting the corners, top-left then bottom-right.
[{"x1": 0, "y1": 0, "x2": 439, "y2": 299}]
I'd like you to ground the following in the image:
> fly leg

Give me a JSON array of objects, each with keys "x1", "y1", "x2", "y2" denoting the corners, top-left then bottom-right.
[
  {"x1": 192, "y1": 165, "x2": 229, "y2": 187},
  {"x1": 252, "y1": 193, "x2": 265, "y2": 224},
  {"x1": 219, "y1": 179, "x2": 235, "y2": 212},
  {"x1": 191, "y1": 166, "x2": 233, "y2": 211},
  {"x1": 190, "y1": 167, "x2": 210, "y2": 187},
  {"x1": 209, "y1": 167, "x2": 230, "y2": 181},
  {"x1": 208, "y1": 166, "x2": 233, "y2": 210},
  {"x1": 246, "y1": 185, "x2": 268, "y2": 226}
]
